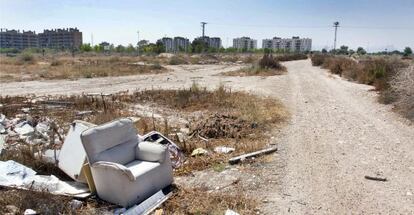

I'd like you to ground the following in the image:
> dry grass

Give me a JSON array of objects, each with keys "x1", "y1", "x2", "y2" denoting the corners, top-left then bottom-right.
[
  {"x1": 390, "y1": 65, "x2": 414, "y2": 120},
  {"x1": 163, "y1": 185, "x2": 257, "y2": 214},
  {"x1": 0, "y1": 55, "x2": 166, "y2": 81},
  {"x1": 222, "y1": 53, "x2": 286, "y2": 76},
  {"x1": 274, "y1": 53, "x2": 308, "y2": 62}
]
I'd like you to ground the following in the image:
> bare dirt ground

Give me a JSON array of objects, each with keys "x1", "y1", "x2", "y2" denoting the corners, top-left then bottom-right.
[{"x1": 1, "y1": 60, "x2": 413, "y2": 214}]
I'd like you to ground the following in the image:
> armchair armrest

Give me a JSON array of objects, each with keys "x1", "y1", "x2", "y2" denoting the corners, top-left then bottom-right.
[
  {"x1": 92, "y1": 161, "x2": 135, "y2": 181},
  {"x1": 135, "y1": 141, "x2": 167, "y2": 163}
]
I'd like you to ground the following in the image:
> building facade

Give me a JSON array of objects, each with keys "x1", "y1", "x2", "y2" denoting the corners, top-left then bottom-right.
[
  {"x1": 262, "y1": 36, "x2": 312, "y2": 52},
  {"x1": 0, "y1": 28, "x2": 82, "y2": 50},
  {"x1": 0, "y1": 29, "x2": 38, "y2": 49},
  {"x1": 158, "y1": 36, "x2": 190, "y2": 52},
  {"x1": 38, "y1": 28, "x2": 82, "y2": 49},
  {"x1": 173, "y1": 37, "x2": 190, "y2": 52},
  {"x1": 233, "y1": 37, "x2": 257, "y2": 50},
  {"x1": 194, "y1": 36, "x2": 222, "y2": 50}
]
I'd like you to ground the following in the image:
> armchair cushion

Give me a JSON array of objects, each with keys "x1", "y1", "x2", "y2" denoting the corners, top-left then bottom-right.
[
  {"x1": 81, "y1": 118, "x2": 138, "y2": 164},
  {"x1": 125, "y1": 160, "x2": 160, "y2": 180},
  {"x1": 135, "y1": 141, "x2": 167, "y2": 163}
]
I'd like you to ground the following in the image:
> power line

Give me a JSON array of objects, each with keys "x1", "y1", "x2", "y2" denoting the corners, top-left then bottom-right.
[{"x1": 208, "y1": 22, "x2": 414, "y2": 30}]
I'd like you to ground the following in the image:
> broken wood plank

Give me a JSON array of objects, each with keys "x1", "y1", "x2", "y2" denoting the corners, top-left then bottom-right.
[
  {"x1": 364, "y1": 175, "x2": 387, "y2": 182},
  {"x1": 229, "y1": 147, "x2": 277, "y2": 165}
]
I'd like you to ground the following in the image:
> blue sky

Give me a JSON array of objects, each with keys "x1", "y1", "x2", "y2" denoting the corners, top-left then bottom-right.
[{"x1": 1, "y1": 0, "x2": 413, "y2": 51}]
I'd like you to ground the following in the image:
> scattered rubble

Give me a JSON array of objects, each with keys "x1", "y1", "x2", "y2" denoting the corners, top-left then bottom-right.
[
  {"x1": 191, "y1": 113, "x2": 254, "y2": 139},
  {"x1": 214, "y1": 146, "x2": 235, "y2": 154},
  {"x1": 191, "y1": 148, "x2": 208, "y2": 157}
]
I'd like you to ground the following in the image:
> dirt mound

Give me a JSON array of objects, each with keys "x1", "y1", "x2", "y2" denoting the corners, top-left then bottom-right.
[{"x1": 191, "y1": 113, "x2": 254, "y2": 139}]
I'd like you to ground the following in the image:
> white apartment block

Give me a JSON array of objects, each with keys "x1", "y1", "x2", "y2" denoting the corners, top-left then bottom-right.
[
  {"x1": 262, "y1": 36, "x2": 312, "y2": 52},
  {"x1": 173, "y1": 37, "x2": 190, "y2": 52},
  {"x1": 159, "y1": 37, "x2": 190, "y2": 52},
  {"x1": 233, "y1": 37, "x2": 257, "y2": 50}
]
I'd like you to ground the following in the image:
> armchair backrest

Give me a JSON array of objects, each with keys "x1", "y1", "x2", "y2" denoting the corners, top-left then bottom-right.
[{"x1": 81, "y1": 118, "x2": 138, "y2": 165}]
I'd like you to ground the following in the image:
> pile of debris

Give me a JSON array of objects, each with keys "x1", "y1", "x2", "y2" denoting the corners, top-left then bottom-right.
[
  {"x1": 0, "y1": 113, "x2": 63, "y2": 155},
  {"x1": 190, "y1": 113, "x2": 255, "y2": 139}
]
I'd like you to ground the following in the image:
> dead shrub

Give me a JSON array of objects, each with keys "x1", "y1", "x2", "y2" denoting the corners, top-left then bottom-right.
[
  {"x1": 275, "y1": 53, "x2": 308, "y2": 62},
  {"x1": 390, "y1": 65, "x2": 414, "y2": 120},
  {"x1": 311, "y1": 54, "x2": 328, "y2": 66},
  {"x1": 169, "y1": 55, "x2": 188, "y2": 65},
  {"x1": 163, "y1": 185, "x2": 257, "y2": 214},
  {"x1": 17, "y1": 52, "x2": 36, "y2": 64},
  {"x1": 259, "y1": 53, "x2": 283, "y2": 70}
]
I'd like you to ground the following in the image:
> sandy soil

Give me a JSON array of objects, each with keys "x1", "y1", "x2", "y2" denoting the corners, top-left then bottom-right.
[{"x1": 1, "y1": 60, "x2": 413, "y2": 214}]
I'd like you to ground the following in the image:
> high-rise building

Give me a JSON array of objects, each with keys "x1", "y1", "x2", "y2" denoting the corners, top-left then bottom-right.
[
  {"x1": 173, "y1": 37, "x2": 190, "y2": 52},
  {"x1": 262, "y1": 36, "x2": 312, "y2": 52},
  {"x1": 193, "y1": 36, "x2": 222, "y2": 49},
  {"x1": 38, "y1": 28, "x2": 82, "y2": 49},
  {"x1": 0, "y1": 29, "x2": 38, "y2": 49},
  {"x1": 158, "y1": 36, "x2": 190, "y2": 52},
  {"x1": 158, "y1": 37, "x2": 174, "y2": 52},
  {"x1": 233, "y1": 37, "x2": 257, "y2": 50},
  {"x1": 0, "y1": 28, "x2": 82, "y2": 50}
]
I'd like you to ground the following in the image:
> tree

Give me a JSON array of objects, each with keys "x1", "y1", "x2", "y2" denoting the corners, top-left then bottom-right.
[
  {"x1": 80, "y1": 43, "x2": 92, "y2": 52},
  {"x1": 126, "y1": 44, "x2": 136, "y2": 53},
  {"x1": 321, "y1": 48, "x2": 328, "y2": 54},
  {"x1": 356, "y1": 47, "x2": 367, "y2": 55},
  {"x1": 337, "y1": 45, "x2": 349, "y2": 55},
  {"x1": 115, "y1": 45, "x2": 126, "y2": 52},
  {"x1": 404, "y1": 47, "x2": 412, "y2": 56}
]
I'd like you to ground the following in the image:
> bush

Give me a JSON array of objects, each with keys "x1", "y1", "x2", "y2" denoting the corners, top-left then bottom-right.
[
  {"x1": 311, "y1": 54, "x2": 328, "y2": 66},
  {"x1": 259, "y1": 53, "x2": 283, "y2": 70},
  {"x1": 275, "y1": 53, "x2": 308, "y2": 62},
  {"x1": 390, "y1": 65, "x2": 414, "y2": 120},
  {"x1": 18, "y1": 52, "x2": 36, "y2": 64},
  {"x1": 50, "y1": 59, "x2": 62, "y2": 66},
  {"x1": 169, "y1": 56, "x2": 187, "y2": 65}
]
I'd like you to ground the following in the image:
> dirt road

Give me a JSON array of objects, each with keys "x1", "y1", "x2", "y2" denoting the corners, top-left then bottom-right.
[{"x1": 1, "y1": 60, "x2": 413, "y2": 214}]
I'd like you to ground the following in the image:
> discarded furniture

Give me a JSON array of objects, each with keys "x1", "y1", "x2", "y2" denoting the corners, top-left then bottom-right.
[
  {"x1": 81, "y1": 118, "x2": 173, "y2": 207},
  {"x1": 141, "y1": 131, "x2": 184, "y2": 168},
  {"x1": 59, "y1": 120, "x2": 95, "y2": 183}
]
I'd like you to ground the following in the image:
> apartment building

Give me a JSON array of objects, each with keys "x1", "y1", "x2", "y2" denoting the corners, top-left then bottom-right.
[
  {"x1": 38, "y1": 28, "x2": 82, "y2": 49},
  {"x1": 158, "y1": 36, "x2": 190, "y2": 52},
  {"x1": 0, "y1": 29, "x2": 38, "y2": 49},
  {"x1": 262, "y1": 36, "x2": 312, "y2": 52},
  {"x1": 158, "y1": 37, "x2": 174, "y2": 52},
  {"x1": 233, "y1": 37, "x2": 257, "y2": 50},
  {"x1": 194, "y1": 36, "x2": 222, "y2": 49},
  {"x1": 173, "y1": 37, "x2": 190, "y2": 52},
  {"x1": 0, "y1": 28, "x2": 82, "y2": 50}
]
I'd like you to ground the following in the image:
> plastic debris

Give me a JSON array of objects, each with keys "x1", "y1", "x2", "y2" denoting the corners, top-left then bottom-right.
[
  {"x1": 225, "y1": 209, "x2": 240, "y2": 215},
  {"x1": 214, "y1": 146, "x2": 235, "y2": 154},
  {"x1": 191, "y1": 148, "x2": 208, "y2": 157},
  {"x1": 24, "y1": 209, "x2": 37, "y2": 215},
  {"x1": 0, "y1": 160, "x2": 37, "y2": 186},
  {"x1": 15, "y1": 123, "x2": 35, "y2": 138},
  {"x1": 69, "y1": 199, "x2": 83, "y2": 211},
  {"x1": 0, "y1": 160, "x2": 90, "y2": 198},
  {"x1": 0, "y1": 135, "x2": 4, "y2": 154}
]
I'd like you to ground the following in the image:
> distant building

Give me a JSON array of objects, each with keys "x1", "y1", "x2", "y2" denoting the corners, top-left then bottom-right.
[
  {"x1": 0, "y1": 28, "x2": 83, "y2": 50},
  {"x1": 158, "y1": 37, "x2": 174, "y2": 52},
  {"x1": 233, "y1": 37, "x2": 257, "y2": 50},
  {"x1": 262, "y1": 36, "x2": 312, "y2": 52},
  {"x1": 158, "y1": 36, "x2": 190, "y2": 52},
  {"x1": 0, "y1": 29, "x2": 38, "y2": 49},
  {"x1": 173, "y1": 37, "x2": 190, "y2": 52},
  {"x1": 38, "y1": 28, "x2": 82, "y2": 49},
  {"x1": 99, "y1": 41, "x2": 111, "y2": 51},
  {"x1": 193, "y1": 36, "x2": 222, "y2": 49}
]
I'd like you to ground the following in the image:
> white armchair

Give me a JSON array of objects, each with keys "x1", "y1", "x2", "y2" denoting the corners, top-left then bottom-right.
[{"x1": 80, "y1": 118, "x2": 173, "y2": 207}]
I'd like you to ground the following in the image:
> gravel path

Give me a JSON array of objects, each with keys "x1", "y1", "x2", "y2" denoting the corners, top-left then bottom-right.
[{"x1": 1, "y1": 60, "x2": 413, "y2": 214}]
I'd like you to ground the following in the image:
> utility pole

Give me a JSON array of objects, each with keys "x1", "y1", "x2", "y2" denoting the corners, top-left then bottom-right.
[
  {"x1": 91, "y1": 33, "x2": 94, "y2": 46},
  {"x1": 201, "y1": 22, "x2": 207, "y2": 37},
  {"x1": 333, "y1": 21, "x2": 340, "y2": 51}
]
